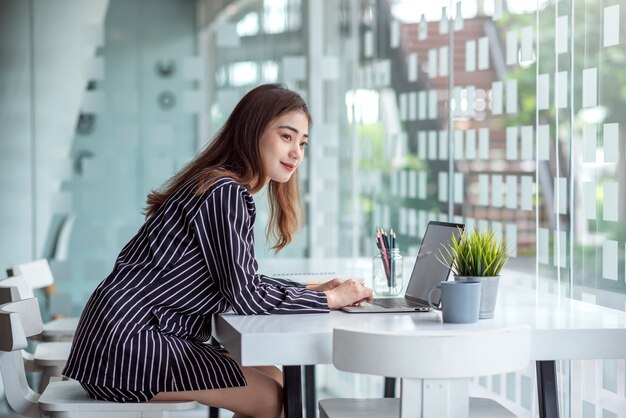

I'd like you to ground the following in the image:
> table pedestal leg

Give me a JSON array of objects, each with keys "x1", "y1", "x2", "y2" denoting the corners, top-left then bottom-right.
[
  {"x1": 384, "y1": 377, "x2": 396, "y2": 397},
  {"x1": 304, "y1": 365, "x2": 315, "y2": 417},
  {"x1": 536, "y1": 360, "x2": 559, "y2": 418},
  {"x1": 283, "y1": 365, "x2": 303, "y2": 418}
]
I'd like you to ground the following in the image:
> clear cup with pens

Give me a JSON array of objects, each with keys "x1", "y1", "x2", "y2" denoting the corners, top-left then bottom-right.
[{"x1": 372, "y1": 228, "x2": 403, "y2": 296}]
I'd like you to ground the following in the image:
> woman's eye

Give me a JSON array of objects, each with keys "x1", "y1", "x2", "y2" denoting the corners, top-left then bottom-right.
[
  {"x1": 282, "y1": 134, "x2": 292, "y2": 141},
  {"x1": 300, "y1": 142, "x2": 308, "y2": 149}
]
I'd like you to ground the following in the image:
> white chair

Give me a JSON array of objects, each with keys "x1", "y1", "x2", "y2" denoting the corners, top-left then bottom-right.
[
  {"x1": 8, "y1": 259, "x2": 78, "y2": 341},
  {"x1": 319, "y1": 326, "x2": 532, "y2": 418},
  {"x1": 0, "y1": 279, "x2": 71, "y2": 391},
  {"x1": 0, "y1": 297, "x2": 196, "y2": 418}
]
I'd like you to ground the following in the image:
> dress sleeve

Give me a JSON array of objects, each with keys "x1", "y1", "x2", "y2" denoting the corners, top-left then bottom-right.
[{"x1": 192, "y1": 181, "x2": 329, "y2": 315}]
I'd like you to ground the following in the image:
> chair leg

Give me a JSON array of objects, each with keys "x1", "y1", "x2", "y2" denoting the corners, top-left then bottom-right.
[
  {"x1": 209, "y1": 406, "x2": 220, "y2": 418},
  {"x1": 384, "y1": 377, "x2": 396, "y2": 398}
]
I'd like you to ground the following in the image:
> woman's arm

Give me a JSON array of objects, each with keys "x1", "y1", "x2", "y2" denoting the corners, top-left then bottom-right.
[{"x1": 192, "y1": 180, "x2": 329, "y2": 314}]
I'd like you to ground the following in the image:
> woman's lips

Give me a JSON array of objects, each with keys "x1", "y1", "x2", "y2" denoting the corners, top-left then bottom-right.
[{"x1": 281, "y1": 162, "x2": 295, "y2": 171}]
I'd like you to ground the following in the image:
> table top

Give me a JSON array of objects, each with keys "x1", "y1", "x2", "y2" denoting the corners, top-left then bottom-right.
[{"x1": 214, "y1": 258, "x2": 626, "y2": 366}]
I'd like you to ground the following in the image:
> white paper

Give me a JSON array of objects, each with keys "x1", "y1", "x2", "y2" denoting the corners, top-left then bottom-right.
[
  {"x1": 506, "y1": 224, "x2": 518, "y2": 257},
  {"x1": 408, "y1": 53, "x2": 418, "y2": 82},
  {"x1": 418, "y1": 171, "x2": 427, "y2": 199},
  {"x1": 537, "y1": 73, "x2": 550, "y2": 110},
  {"x1": 506, "y1": 175, "x2": 518, "y2": 209},
  {"x1": 418, "y1": 91, "x2": 427, "y2": 120},
  {"x1": 603, "y1": 123, "x2": 619, "y2": 163},
  {"x1": 428, "y1": 90, "x2": 438, "y2": 119},
  {"x1": 479, "y1": 128, "x2": 490, "y2": 159},
  {"x1": 604, "y1": 183, "x2": 618, "y2": 222},
  {"x1": 428, "y1": 130, "x2": 438, "y2": 160},
  {"x1": 583, "y1": 181, "x2": 597, "y2": 220},
  {"x1": 454, "y1": 130, "x2": 464, "y2": 159},
  {"x1": 604, "y1": 5, "x2": 620, "y2": 47},
  {"x1": 454, "y1": 173, "x2": 464, "y2": 203},
  {"x1": 428, "y1": 49, "x2": 437, "y2": 79},
  {"x1": 418, "y1": 131, "x2": 427, "y2": 159},
  {"x1": 466, "y1": 129, "x2": 477, "y2": 159},
  {"x1": 556, "y1": 71, "x2": 568, "y2": 109},
  {"x1": 438, "y1": 172, "x2": 448, "y2": 202},
  {"x1": 521, "y1": 26, "x2": 533, "y2": 62},
  {"x1": 439, "y1": 46, "x2": 449, "y2": 77},
  {"x1": 583, "y1": 124, "x2": 597, "y2": 163},
  {"x1": 521, "y1": 125, "x2": 533, "y2": 160},
  {"x1": 479, "y1": 174, "x2": 489, "y2": 206},
  {"x1": 391, "y1": 20, "x2": 400, "y2": 48},
  {"x1": 554, "y1": 177, "x2": 567, "y2": 215},
  {"x1": 603, "y1": 240, "x2": 618, "y2": 280},
  {"x1": 408, "y1": 92, "x2": 417, "y2": 121},
  {"x1": 506, "y1": 30, "x2": 518, "y2": 65},
  {"x1": 466, "y1": 40, "x2": 476, "y2": 72},
  {"x1": 478, "y1": 37, "x2": 490, "y2": 70},
  {"x1": 492, "y1": 175, "x2": 503, "y2": 207},
  {"x1": 582, "y1": 68, "x2": 598, "y2": 108},
  {"x1": 556, "y1": 15, "x2": 568, "y2": 54},
  {"x1": 491, "y1": 81, "x2": 503, "y2": 115},
  {"x1": 538, "y1": 124, "x2": 550, "y2": 160},
  {"x1": 419, "y1": 14, "x2": 428, "y2": 40},
  {"x1": 506, "y1": 127, "x2": 519, "y2": 160},
  {"x1": 439, "y1": 130, "x2": 448, "y2": 160},
  {"x1": 538, "y1": 228, "x2": 550, "y2": 265},
  {"x1": 506, "y1": 79, "x2": 518, "y2": 114},
  {"x1": 521, "y1": 176, "x2": 533, "y2": 211}
]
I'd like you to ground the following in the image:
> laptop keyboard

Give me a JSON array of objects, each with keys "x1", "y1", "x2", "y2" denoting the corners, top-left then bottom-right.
[{"x1": 371, "y1": 298, "x2": 416, "y2": 308}]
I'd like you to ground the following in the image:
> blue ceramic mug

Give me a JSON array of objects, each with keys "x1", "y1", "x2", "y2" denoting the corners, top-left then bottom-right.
[{"x1": 427, "y1": 280, "x2": 481, "y2": 324}]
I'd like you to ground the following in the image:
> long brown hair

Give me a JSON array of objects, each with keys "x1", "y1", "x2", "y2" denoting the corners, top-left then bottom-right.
[{"x1": 145, "y1": 83, "x2": 311, "y2": 252}]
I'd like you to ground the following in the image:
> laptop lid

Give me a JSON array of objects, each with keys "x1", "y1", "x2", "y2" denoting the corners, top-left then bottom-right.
[{"x1": 404, "y1": 221, "x2": 464, "y2": 307}]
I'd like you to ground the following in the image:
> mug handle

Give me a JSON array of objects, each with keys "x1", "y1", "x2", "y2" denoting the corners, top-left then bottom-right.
[{"x1": 427, "y1": 285, "x2": 442, "y2": 311}]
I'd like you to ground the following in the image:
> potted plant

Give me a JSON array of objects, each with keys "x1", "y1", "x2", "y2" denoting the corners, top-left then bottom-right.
[{"x1": 438, "y1": 228, "x2": 511, "y2": 319}]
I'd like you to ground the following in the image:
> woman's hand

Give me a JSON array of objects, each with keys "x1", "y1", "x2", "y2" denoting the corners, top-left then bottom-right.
[
  {"x1": 306, "y1": 278, "x2": 344, "y2": 292},
  {"x1": 323, "y1": 279, "x2": 373, "y2": 309}
]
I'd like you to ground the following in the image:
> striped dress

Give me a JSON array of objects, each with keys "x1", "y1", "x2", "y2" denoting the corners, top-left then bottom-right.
[{"x1": 62, "y1": 176, "x2": 329, "y2": 396}]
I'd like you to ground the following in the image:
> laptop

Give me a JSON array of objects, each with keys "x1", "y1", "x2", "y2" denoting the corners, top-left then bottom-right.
[{"x1": 341, "y1": 221, "x2": 464, "y2": 313}]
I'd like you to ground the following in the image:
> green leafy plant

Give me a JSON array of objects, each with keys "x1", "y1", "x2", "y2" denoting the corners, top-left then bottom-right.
[{"x1": 438, "y1": 229, "x2": 511, "y2": 277}]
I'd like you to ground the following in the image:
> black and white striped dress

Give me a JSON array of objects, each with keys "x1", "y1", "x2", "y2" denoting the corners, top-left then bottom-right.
[{"x1": 62, "y1": 176, "x2": 329, "y2": 400}]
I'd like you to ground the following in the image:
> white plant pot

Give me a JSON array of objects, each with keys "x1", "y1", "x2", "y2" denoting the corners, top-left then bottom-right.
[{"x1": 454, "y1": 275, "x2": 500, "y2": 319}]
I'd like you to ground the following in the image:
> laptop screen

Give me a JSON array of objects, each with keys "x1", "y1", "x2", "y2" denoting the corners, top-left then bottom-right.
[{"x1": 405, "y1": 221, "x2": 464, "y2": 306}]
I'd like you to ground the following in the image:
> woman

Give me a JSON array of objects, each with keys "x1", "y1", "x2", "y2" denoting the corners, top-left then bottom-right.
[{"x1": 62, "y1": 83, "x2": 373, "y2": 418}]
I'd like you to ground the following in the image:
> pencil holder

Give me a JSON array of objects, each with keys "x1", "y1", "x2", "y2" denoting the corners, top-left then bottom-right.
[{"x1": 372, "y1": 248, "x2": 403, "y2": 296}]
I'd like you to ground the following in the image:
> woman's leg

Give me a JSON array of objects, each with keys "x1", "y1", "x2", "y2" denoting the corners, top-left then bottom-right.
[
  {"x1": 252, "y1": 365, "x2": 283, "y2": 385},
  {"x1": 152, "y1": 365, "x2": 283, "y2": 418}
]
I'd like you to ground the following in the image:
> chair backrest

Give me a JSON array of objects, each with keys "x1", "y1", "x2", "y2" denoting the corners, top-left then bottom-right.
[
  {"x1": 333, "y1": 326, "x2": 531, "y2": 379},
  {"x1": 0, "y1": 275, "x2": 35, "y2": 302},
  {"x1": 9, "y1": 259, "x2": 54, "y2": 290},
  {"x1": 0, "y1": 298, "x2": 44, "y2": 418}
]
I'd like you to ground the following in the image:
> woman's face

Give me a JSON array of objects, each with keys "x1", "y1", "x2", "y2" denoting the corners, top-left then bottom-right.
[{"x1": 258, "y1": 111, "x2": 309, "y2": 185}]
